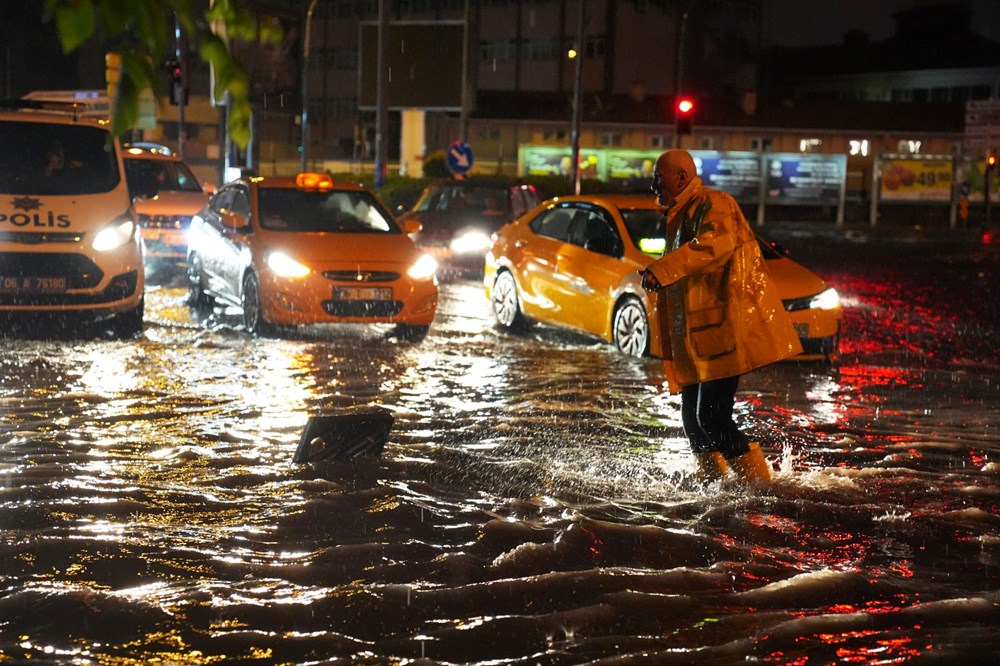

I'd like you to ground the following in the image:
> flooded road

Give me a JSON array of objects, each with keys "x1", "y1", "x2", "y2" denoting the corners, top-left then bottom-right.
[{"x1": 2, "y1": 228, "x2": 999, "y2": 664}]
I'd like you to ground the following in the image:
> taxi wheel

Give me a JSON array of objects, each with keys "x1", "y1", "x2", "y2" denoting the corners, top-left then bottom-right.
[
  {"x1": 394, "y1": 324, "x2": 429, "y2": 341},
  {"x1": 187, "y1": 254, "x2": 213, "y2": 309},
  {"x1": 613, "y1": 296, "x2": 649, "y2": 357},
  {"x1": 242, "y1": 273, "x2": 275, "y2": 336},
  {"x1": 492, "y1": 270, "x2": 525, "y2": 330}
]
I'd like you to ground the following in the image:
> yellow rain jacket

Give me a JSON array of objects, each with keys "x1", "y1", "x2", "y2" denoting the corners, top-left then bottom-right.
[{"x1": 646, "y1": 176, "x2": 802, "y2": 391}]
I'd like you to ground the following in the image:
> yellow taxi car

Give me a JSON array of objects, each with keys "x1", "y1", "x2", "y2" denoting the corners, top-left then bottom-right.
[
  {"x1": 484, "y1": 194, "x2": 842, "y2": 360},
  {"x1": 186, "y1": 173, "x2": 438, "y2": 338},
  {"x1": 122, "y1": 143, "x2": 212, "y2": 265}
]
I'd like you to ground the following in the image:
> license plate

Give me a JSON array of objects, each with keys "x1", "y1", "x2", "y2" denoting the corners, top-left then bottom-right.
[
  {"x1": 333, "y1": 286, "x2": 392, "y2": 300},
  {"x1": 0, "y1": 275, "x2": 68, "y2": 293},
  {"x1": 157, "y1": 231, "x2": 187, "y2": 248}
]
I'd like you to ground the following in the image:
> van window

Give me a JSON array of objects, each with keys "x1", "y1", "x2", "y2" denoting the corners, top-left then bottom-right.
[{"x1": 0, "y1": 121, "x2": 120, "y2": 196}]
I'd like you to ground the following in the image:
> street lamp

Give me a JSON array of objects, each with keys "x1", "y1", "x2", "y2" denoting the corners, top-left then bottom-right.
[
  {"x1": 301, "y1": 0, "x2": 320, "y2": 173},
  {"x1": 570, "y1": 0, "x2": 585, "y2": 195}
]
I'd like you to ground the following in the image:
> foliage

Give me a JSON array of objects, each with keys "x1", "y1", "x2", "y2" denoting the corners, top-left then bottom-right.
[
  {"x1": 44, "y1": 0, "x2": 278, "y2": 148},
  {"x1": 422, "y1": 150, "x2": 451, "y2": 178}
]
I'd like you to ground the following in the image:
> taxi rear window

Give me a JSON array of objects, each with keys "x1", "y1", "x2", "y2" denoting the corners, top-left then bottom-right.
[
  {"x1": 258, "y1": 189, "x2": 400, "y2": 234},
  {"x1": 0, "y1": 121, "x2": 120, "y2": 195}
]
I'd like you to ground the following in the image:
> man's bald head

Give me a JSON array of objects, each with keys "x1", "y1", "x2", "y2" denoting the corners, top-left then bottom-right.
[{"x1": 651, "y1": 149, "x2": 697, "y2": 206}]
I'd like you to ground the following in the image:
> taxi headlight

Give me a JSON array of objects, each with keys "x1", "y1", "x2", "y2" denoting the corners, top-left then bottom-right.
[
  {"x1": 267, "y1": 251, "x2": 310, "y2": 278},
  {"x1": 407, "y1": 253, "x2": 438, "y2": 281},
  {"x1": 809, "y1": 287, "x2": 840, "y2": 311},
  {"x1": 93, "y1": 217, "x2": 136, "y2": 252},
  {"x1": 450, "y1": 230, "x2": 493, "y2": 255}
]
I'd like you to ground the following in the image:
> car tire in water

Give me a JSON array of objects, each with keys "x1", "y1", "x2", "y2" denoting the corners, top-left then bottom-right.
[
  {"x1": 186, "y1": 254, "x2": 213, "y2": 310},
  {"x1": 394, "y1": 324, "x2": 429, "y2": 341},
  {"x1": 112, "y1": 298, "x2": 144, "y2": 339},
  {"x1": 612, "y1": 296, "x2": 649, "y2": 357},
  {"x1": 242, "y1": 273, "x2": 274, "y2": 336},
  {"x1": 492, "y1": 270, "x2": 526, "y2": 330}
]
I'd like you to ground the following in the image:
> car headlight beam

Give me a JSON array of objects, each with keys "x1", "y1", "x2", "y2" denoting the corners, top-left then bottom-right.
[
  {"x1": 407, "y1": 253, "x2": 438, "y2": 280},
  {"x1": 809, "y1": 287, "x2": 840, "y2": 311},
  {"x1": 92, "y1": 217, "x2": 137, "y2": 252},
  {"x1": 267, "y1": 251, "x2": 310, "y2": 278},
  {"x1": 450, "y1": 230, "x2": 493, "y2": 256}
]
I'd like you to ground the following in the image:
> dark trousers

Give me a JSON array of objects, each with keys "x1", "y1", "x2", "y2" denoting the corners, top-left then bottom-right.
[{"x1": 681, "y1": 375, "x2": 749, "y2": 459}]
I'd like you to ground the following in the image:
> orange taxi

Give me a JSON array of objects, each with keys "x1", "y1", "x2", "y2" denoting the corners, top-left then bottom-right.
[
  {"x1": 186, "y1": 173, "x2": 438, "y2": 338},
  {"x1": 484, "y1": 194, "x2": 842, "y2": 359}
]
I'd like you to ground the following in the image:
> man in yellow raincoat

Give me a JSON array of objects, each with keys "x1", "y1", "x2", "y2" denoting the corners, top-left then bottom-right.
[{"x1": 640, "y1": 149, "x2": 802, "y2": 484}]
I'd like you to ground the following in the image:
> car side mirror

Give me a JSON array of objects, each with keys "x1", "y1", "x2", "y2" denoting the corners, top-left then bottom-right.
[
  {"x1": 222, "y1": 211, "x2": 248, "y2": 231},
  {"x1": 401, "y1": 218, "x2": 422, "y2": 234}
]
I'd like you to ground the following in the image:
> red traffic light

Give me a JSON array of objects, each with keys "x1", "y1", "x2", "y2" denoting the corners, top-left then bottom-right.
[
  {"x1": 675, "y1": 96, "x2": 695, "y2": 136},
  {"x1": 677, "y1": 97, "x2": 695, "y2": 115}
]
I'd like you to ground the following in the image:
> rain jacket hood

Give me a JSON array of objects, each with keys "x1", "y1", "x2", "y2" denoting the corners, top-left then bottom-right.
[{"x1": 646, "y1": 176, "x2": 802, "y2": 390}]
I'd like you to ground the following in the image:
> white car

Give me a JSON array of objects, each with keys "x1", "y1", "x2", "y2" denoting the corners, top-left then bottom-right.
[{"x1": 0, "y1": 101, "x2": 145, "y2": 336}]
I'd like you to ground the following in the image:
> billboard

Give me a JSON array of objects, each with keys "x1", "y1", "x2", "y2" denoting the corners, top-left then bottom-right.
[
  {"x1": 359, "y1": 21, "x2": 464, "y2": 110},
  {"x1": 765, "y1": 154, "x2": 846, "y2": 206},
  {"x1": 878, "y1": 157, "x2": 953, "y2": 202}
]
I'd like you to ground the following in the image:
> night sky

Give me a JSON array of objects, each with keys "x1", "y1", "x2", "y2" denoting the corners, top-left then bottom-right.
[{"x1": 763, "y1": 0, "x2": 1000, "y2": 46}]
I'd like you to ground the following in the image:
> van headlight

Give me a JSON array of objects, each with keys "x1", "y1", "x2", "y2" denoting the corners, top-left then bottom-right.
[
  {"x1": 92, "y1": 217, "x2": 137, "y2": 252},
  {"x1": 267, "y1": 251, "x2": 310, "y2": 278},
  {"x1": 450, "y1": 229, "x2": 493, "y2": 255},
  {"x1": 809, "y1": 287, "x2": 840, "y2": 310},
  {"x1": 407, "y1": 253, "x2": 438, "y2": 280}
]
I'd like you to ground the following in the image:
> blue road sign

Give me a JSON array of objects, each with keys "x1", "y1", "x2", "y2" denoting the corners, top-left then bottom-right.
[{"x1": 446, "y1": 141, "x2": 474, "y2": 175}]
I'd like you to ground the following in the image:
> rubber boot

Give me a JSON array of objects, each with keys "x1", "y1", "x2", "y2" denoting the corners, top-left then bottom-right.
[
  {"x1": 693, "y1": 451, "x2": 729, "y2": 482},
  {"x1": 730, "y1": 441, "x2": 772, "y2": 484}
]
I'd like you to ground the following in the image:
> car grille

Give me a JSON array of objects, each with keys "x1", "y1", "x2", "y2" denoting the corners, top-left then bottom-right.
[
  {"x1": 322, "y1": 300, "x2": 404, "y2": 317},
  {"x1": 323, "y1": 270, "x2": 400, "y2": 282},
  {"x1": 138, "y1": 215, "x2": 194, "y2": 230}
]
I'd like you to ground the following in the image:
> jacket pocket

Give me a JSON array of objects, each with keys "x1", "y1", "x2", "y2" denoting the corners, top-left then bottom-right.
[{"x1": 688, "y1": 305, "x2": 736, "y2": 359}]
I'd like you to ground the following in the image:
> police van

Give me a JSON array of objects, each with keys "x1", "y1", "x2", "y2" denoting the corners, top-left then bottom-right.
[{"x1": 0, "y1": 94, "x2": 145, "y2": 336}]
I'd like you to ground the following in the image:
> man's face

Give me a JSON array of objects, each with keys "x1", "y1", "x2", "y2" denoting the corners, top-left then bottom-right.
[{"x1": 651, "y1": 163, "x2": 684, "y2": 206}]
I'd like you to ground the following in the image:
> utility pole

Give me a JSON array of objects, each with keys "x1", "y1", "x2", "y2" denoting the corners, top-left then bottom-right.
[
  {"x1": 174, "y1": 14, "x2": 185, "y2": 159},
  {"x1": 374, "y1": 0, "x2": 388, "y2": 188},
  {"x1": 570, "y1": 0, "x2": 585, "y2": 195},
  {"x1": 301, "y1": 0, "x2": 320, "y2": 172}
]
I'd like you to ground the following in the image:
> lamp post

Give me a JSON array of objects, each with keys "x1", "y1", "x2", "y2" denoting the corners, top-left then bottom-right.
[
  {"x1": 570, "y1": 0, "x2": 585, "y2": 195},
  {"x1": 300, "y1": 0, "x2": 320, "y2": 172},
  {"x1": 674, "y1": 0, "x2": 695, "y2": 148}
]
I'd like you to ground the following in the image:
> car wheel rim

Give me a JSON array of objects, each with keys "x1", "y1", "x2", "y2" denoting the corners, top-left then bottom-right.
[
  {"x1": 187, "y1": 256, "x2": 203, "y2": 299},
  {"x1": 614, "y1": 300, "x2": 648, "y2": 357},
  {"x1": 493, "y1": 273, "x2": 518, "y2": 327}
]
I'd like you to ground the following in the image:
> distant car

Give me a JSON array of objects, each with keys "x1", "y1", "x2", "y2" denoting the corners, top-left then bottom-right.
[
  {"x1": 484, "y1": 194, "x2": 842, "y2": 360},
  {"x1": 0, "y1": 100, "x2": 145, "y2": 337},
  {"x1": 186, "y1": 172, "x2": 438, "y2": 338},
  {"x1": 398, "y1": 177, "x2": 541, "y2": 275},
  {"x1": 122, "y1": 143, "x2": 212, "y2": 264}
]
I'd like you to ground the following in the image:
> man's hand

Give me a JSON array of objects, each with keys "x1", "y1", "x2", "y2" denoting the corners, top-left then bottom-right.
[{"x1": 640, "y1": 269, "x2": 662, "y2": 292}]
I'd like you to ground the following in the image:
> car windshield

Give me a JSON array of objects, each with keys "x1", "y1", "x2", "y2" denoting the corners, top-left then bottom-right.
[
  {"x1": 124, "y1": 158, "x2": 202, "y2": 198},
  {"x1": 620, "y1": 208, "x2": 667, "y2": 255},
  {"x1": 258, "y1": 188, "x2": 399, "y2": 234},
  {"x1": 412, "y1": 185, "x2": 509, "y2": 215},
  {"x1": 0, "y1": 120, "x2": 120, "y2": 195}
]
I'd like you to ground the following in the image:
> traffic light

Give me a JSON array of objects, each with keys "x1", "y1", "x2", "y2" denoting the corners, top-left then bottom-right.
[
  {"x1": 165, "y1": 58, "x2": 186, "y2": 105},
  {"x1": 675, "y1": 96, "x2": 695, "y2": 136},
  {"x1": 988, "y1": 154, "x2": 998, "y2": 171}
]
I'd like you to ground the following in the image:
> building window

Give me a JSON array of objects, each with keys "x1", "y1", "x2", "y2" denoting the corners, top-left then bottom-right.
[
  {"x1": 699, "y1": 136, "x2": 719, "y2": 150},
  {"x1": 897, "y1": 140, "x2": 922, "y2": 154},
  {"x1": 651, "y1": 135, "x2": 670, "y2": 149},
  {"x1": 751, "y1": 137, "x2": 771, "y2": 151},
  {"x1": 600, "y1": 132, "x2": 622, "y2": 147},
  {"x1": 585, "y1": 35, "x2": 606, "y2": 58}
]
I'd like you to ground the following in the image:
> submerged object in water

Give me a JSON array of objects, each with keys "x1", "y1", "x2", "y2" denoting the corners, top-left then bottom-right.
[{"x1": 293, "y1": 407, "x2": 394, "y2": 463}]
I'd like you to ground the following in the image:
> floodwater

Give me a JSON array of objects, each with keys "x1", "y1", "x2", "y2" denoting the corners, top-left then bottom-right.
[{"x1": 2, "y1": 228, "x2": 999, "y2": 664}]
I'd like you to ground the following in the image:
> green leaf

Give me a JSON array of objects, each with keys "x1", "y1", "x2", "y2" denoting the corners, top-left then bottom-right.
[{"x1": 51, "y1": 0, "x2": 96, "y2": 53}]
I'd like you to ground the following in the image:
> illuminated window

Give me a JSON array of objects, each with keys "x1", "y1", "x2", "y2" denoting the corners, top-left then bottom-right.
[
  {"x1": 849, "y1": 139, "x2": 869, "y2": 156},
  {"x1": 897, "y1": 140, "x2": 922, "y2": 154}
]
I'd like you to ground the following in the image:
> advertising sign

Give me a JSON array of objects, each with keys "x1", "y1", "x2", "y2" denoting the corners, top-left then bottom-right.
[
  {"x1": 607, "y1": 151, "x2": 656, "y2": 181},
  {"x1": 765, "y1": 154, "x2": 846, "y2": 205},
  {"x1": 693, "y1": 152, "x2": 761, "y2": 202},
  {"x1": 956, "y1": 156, "x2": 1000, "y2": 203},
  {"x1": 519, "y1": 146, "x2": 603, "y2": 178},
  {"x1": 879, "y1": 157, "x2": 953, "y2": 202}
]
